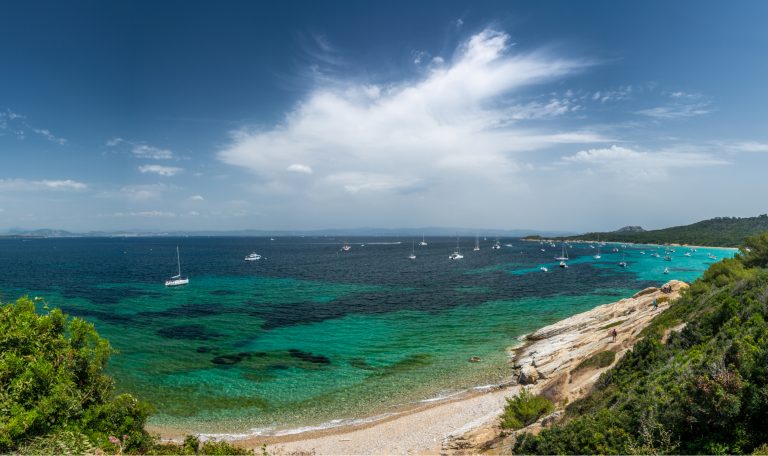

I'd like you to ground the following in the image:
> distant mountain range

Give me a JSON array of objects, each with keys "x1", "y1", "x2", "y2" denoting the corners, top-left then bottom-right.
[
  {"x1": 548, "y1": 215, "x2": 768, "y2": 247},
  {"x1": 0, "y1": 226, "x2": 575, "y2": 239}
]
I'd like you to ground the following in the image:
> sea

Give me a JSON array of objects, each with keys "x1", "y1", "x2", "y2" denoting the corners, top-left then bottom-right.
[{"x1": 0, "y1": 236, "x2": 736, "y2": 437}]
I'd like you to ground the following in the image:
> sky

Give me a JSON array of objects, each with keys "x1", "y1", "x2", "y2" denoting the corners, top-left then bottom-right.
[{"x1": 1, "y1": 0, "x2": 768, "y2": 233}]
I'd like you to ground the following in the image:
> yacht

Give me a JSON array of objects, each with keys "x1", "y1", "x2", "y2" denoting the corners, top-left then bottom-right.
[
  {"x1": 419, "y1": 234, "x2": 428, "y2": 246},
  {"x1": 244, "y1": 252, "x2": 262, "y2": 261},
  {"x1": 618, "y1": 251, "x2": 628, "y2": 268},
  {"x1": 594, "y1": 243, "x2": 602, "y2": 260},
  {"x1": 165, "y1": 246, "x2": 189, "y2": 287},
  {"x1": 540, "y1": 266, "x2": 548, "y2": 272},
  {"x1": 408, "y1": 241, "x2": 417, "y2": 260},
  {"x1": 492, "y1": 237, "x2": 501, "y2": 250},
  {"x1": 559, "y1": 260, "x2": 568, "y2": 269},
  {"x1": 449, "y1": 238, "x2": 464, "y2": 260},
  {"x1": 473, "y1": 235, "x2": 480, "y2": 252},
  {"x1": 341, "y1": 241, "x2": 351, "y2": 252}
]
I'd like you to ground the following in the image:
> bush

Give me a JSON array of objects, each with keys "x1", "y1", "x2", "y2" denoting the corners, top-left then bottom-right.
[
  {"x1": 500, "y1": 389, "x2": 554, "y2": 430},
  {"x1": 573, "y1": 351, "x2": 616, "y2": 372},
  {"x1": 0, "y1": 296, "x2": 153, "y2": 452}
]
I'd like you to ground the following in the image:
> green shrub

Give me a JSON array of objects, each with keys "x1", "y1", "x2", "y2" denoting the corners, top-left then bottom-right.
[
  {"x1": 500, "y1": 389, "x2": 554, "y2": 430},
  {"x1": 0, "y1": 296, "x2": 153, "y2": 453},
  {"x1": 573, "y1": 351, "x2": 616, "y2": 372}
]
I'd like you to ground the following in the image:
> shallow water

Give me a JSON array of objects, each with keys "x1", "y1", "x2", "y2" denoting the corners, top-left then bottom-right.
[{"x1": 0, "y1": 237, "x2": 734, "y2": 434}]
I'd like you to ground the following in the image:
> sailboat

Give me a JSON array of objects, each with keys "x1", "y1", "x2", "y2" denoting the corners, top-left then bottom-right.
[
  {"x1": 473, "y1": 234, "x2": 480, "y2": 251},
  {"x1": 554, "y1": 244, "x2": 569, "y2": 261},
  {"x1": 408, "y1": 241, "x2": 417, "y2": 260},
  {"x1": 618, "y1": 251, "x2": 628, "y2": 268},
  {"x1": 419, "y1": 234, "x2": 428, "y2": 246},
  {"x1": 341, "y1": 240, "x2": 351, "y2": 252},
  {"x1": 165, "y1": 246, "x2": 189, "y2": 287},
  {"x1": 663, "y1": 267, "x2": 670, "y2": 274},
  {"x1": 492, "y1": 237, "x2": 501, "y2": 250},
  {"x1": 594, "y1": 236, "x2": 602, "y2": 260},
  {"x1": 449, "y1": 238, "x2": 464, "y2": 260}
]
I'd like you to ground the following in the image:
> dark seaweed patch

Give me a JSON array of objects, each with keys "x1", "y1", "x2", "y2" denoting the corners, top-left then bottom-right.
[
  {"x1": 157, "y1": 324, "x2": 221, "y2": 341},
  {"x1": 138, "y1": 303, "x2": 223, "y2": 319},
  {"x1": 210, "y1": 351, "x2": 259, "y2": 366},
  {"x1": 210, "y1": 290, "x2": 236, "y2": 296},
  {"x1": 196, "y1": 346, "x2": 217, "y2": 354},
  {"x1": 288, "y1": 349, "x2": 331, "y2": 365}
]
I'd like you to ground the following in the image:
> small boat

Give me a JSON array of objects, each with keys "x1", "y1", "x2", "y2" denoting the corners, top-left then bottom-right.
[
  {"x1": 618, "y1": 251, "x2": 627, "y2": 268},
  {"x1": 473, "y1": 235, "x2": 480, "y2": 252},
  {"x1": 611, "y1": 247, "x2": 619, "y2": 253},
  {"x1": 165, "y1": 246, "x2": 189, "y2": 287},
  {"x1": 589, "y1": 244, "x2": 595, "y2": 249},
  {"x1": 663, "y1": 267, "x2": 670, "y2": 274},
  {"x1": 504, "y1": 243, "x2": 513, "y2": 247},
  {"x1": 559, "y1": 260, "x2": 568, "y2": 269},
  {"x1": 684, "y1": 252, "x2": 692, "y2": 257},
  {"x1": 540, "y1": 248, "x2": 546, "y2": 252},
  {"x1": 540, "y1": 266, "x2": 548, "y2": 272},
  {"x1": 449, "y1": 238, "x2": 464, "y2": 260},
  {"x1": 708, "y1": 253, "x2": 717, "y2": 260},
  {"x1": 554, "y1": 244, "x2": 569, "y2": 261},
  {"x1": 651, "y1": 252, "x2": 661, "y2": 258},
  {"x1": 663, "y1": 255, "x2": 672, "y2": 261},
  {"x1": 244, "y1": 252, "x2": 262, "y2": 261},
  {"x1": 419, "y1": 234, "x2": 428, "y2": 246},
  {"x1": 492, "y1": 237, "x2": 501, "y2": 250},
  {"x1": 640, "y1": 251, "x2": 646, "y2": 255},
  {"x1": 408, "y1": 241, "x2": 417, "y2": 260},
  {"x1": 341, "y1": 241, "x2": 351, "y2": 252},
  {"x1": 270, "y1": 237, "x2": 275, "y2": 241}
]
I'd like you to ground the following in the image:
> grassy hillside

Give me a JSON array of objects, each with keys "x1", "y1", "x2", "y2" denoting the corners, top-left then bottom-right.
[
  {"x1": 556, "y1": 214, "x2": 768, "y2": 247},
  {"x1": 513, "y1": 232, "x2": 768, "y2": 454}
]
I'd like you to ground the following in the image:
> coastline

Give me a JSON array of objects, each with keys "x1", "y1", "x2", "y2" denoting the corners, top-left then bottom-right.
[{"x1": 157, "y1": 280, "x2": 689, "y2": 455}]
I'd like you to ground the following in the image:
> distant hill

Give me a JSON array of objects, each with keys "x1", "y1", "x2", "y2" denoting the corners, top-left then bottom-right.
[{"x1": 556, "y1": 215, "x2": 768, "y2": 247}]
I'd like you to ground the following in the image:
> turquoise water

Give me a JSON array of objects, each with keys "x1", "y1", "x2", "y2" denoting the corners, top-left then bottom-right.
[{"x1": 0, "y1": 237, "x2": 735, "y2": 435}]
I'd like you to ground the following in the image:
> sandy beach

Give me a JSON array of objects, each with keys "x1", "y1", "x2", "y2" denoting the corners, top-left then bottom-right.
[{"x1": 203, "y1": 280, "x2": 690, "y2": 455}]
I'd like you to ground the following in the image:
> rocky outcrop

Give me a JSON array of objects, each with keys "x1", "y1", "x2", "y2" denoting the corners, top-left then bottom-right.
[{"x1": 518, "y1": 365, "x2": 540, "y2": 385}]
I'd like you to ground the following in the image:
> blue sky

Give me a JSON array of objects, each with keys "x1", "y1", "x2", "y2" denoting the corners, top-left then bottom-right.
[{"x1": 1, "y1": 0, "x2": 767, "y2": 232}]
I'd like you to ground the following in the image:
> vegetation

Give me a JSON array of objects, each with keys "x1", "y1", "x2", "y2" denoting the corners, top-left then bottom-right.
[
  {"x1": 553, "y1": 214, "x2": 768, "y2": 247},
  {"x1": 500, "y1": 389, "x2": 554, "y2": 430},
  {"x1": 0, "y1": 296, "x2": 253, "y2": 455},
  {"x1": 513, "y1": 232, "x2": 768, "y2": 454},
  {"x1": 573, "y1": 351, "x2": 616, "y2": 372}
]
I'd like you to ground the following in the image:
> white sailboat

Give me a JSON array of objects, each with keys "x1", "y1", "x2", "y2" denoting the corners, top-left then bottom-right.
[
  {"x1": 341, "y1": 240, "x2": 351, "y2": 252},
  {"x1": 473, "y1": 234, "x2": 480, "y2": 251},
  {"x1": 618, "y1": 251, "x2": 627, "y2": 268},
  {"x1": 492, "y1": 237, "x2": 501, "y2": 250},
  {"x1": 449, "y1": 238, "x2": 464, "y2": 260},
  {"x1": 165, "y1": 246, "x2": 189, "y2": 287},
  {"x1": 554, "y1": 244, "x2": 569, "y2": 261},
  {"x1": 663, "y1": 267, "x2": 670, "y2": 274},
  {"x1": 419, "y1": 234, "x2": 428, "y2": 246},
  {"x1": 594, "y1": 238, "x2": 602, "y2": 259},
  {"x1": 408, "y1": 241, "x2": 417, "y2": 260}
]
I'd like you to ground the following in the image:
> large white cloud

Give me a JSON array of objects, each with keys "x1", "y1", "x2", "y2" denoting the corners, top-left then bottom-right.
[{"x1": 218, "y1": 29, "x2": 602, "y2": 201}]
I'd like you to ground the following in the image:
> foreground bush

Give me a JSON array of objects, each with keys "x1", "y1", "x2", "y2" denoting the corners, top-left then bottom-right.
[{"x1": 0, "y1": 296, "x2": 254, "y2": 454}]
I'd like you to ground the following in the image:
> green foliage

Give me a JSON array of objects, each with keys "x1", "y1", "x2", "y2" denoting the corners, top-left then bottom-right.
[
  {"x1": 514, "y1": 231, "x2": 768, "y2": 454},
  {"x1": 559, "y1": 214, "x2": 768, "y2": 247},
  {"x1": 500, "y1": 389, "x2": 554, "y2": 430},
  {"x1": 573, "y1": 350, "x2": 616, "y2": 372},
  {"x1": 148, "y1": 435, "x2": 255, "y2": 455},
  {"x1": 0, "y1": 296, "x2": 153, "y2": 453}
]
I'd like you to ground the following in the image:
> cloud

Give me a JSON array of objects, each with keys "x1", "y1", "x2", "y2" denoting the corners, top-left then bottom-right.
[
  {"x1": 219, "y1": 29, "x2": 600, "y2": 199},
  {"x1": 636, "y1": 92, "x2": 711, "y2": 119},
  {"x1": 562, "y1": 144, "x2": 728, "y2": 179},
  {"x1": 0, "y1": 110, "x2": 67, "y2": 144},
  {"x1": 287, "y1": 164, "x2": 313, "y2": 174},
  {"x1": 132, "y1": 145, "x2": 174, "y2": 160},
  {"x1": 138, "y1": 164, "x2": 182, "y2": 176},
  {"x1": 190, "y1": 195, "x2": 205, "y2": 201},
  {"x1": 727, "y1": 141, "x2": 768, "y2": 153},
  {"x1": 0, "y1": 178, "x2": 87, "y2": 191},
  {"x1": 112, "y1": 211, "x2": 177, "y2": 217},
  {"x1": 591, "y1": 85, "x2": 633, "y2": 103},
  {"x1": 106, "y1": 137, "x2": 124, "y2": 146}
]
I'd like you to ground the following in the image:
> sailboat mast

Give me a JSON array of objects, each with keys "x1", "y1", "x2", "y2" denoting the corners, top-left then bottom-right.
[{"x1": 176, "y1": 246, "x2": 181, "y2": 276}]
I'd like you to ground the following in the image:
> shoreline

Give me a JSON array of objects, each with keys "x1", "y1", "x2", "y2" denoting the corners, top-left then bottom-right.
[
  {"x1": 522, "y1": 238, "x2": 740, "y2": 251},
  {"x1": 152, "y1": 280, "x2": 689, "y2": 455}
]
